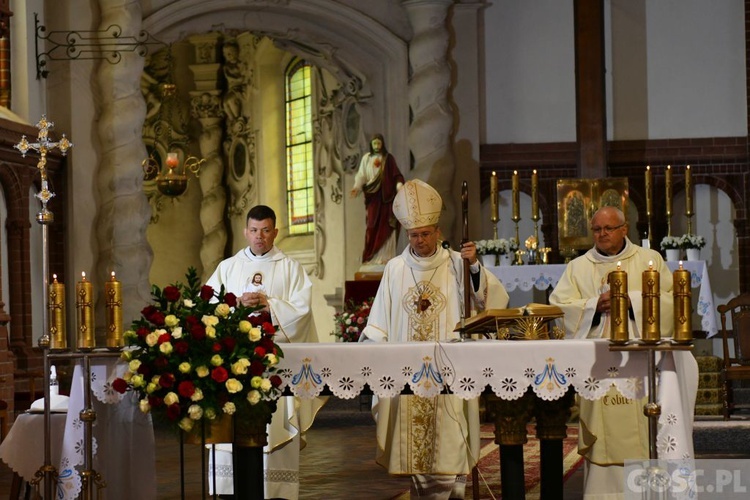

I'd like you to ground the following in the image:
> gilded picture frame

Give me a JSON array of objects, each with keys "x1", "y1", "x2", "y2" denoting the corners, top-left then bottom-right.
[{"x1": 556, "y1": 178, "x2": 629, "y2": 250}]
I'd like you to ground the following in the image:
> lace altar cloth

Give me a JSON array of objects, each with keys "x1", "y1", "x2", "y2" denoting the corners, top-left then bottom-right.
[
  {"x1": 278, "y1": 340, "x2": 698, "y2": 460},
  {"x1": 488, "y1": 261, "x2": 718, "y2": 336}
]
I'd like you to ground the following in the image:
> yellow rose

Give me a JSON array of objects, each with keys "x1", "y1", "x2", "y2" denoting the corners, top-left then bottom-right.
[
  {"x1": 206, "y1": 325, "x2": 217, "y2": 339},
  {"x1": 202, "y1": 315, "x2": 219, "y2": 327},
  {"x1": 191, "y1": 388, "x2": 204, "y2": 401},
  {"x1": 145, "y1": 332, "x2": 159, "y2": 347},
  {"x1": 215, "y1": 303, "x2": 231, "y2": 317},
  {"x1": 159, "y1": 342, "x2": 173, "y2": 355},
  {"x1": 128, "y1": 359, "x2": 142, "y2": 372},
  {"x1": 249, "y1": 327, "x2": 262, "y2": 342},
  {"x1": 164, "y1": 392, "x2": 179, "y2": 406},
  {"x1": 223, "y1": 402, "x2": 236, "y2": 415},
  {"x1": 120, "y1": 349, "x2": 133, "y2": 361},
  {"x1": 139, "y1": 398, "x2": 151, "y2": 414},
  {"x1": 196, "y1": 366, "x2": 210, "y2": 378},
  {"x1": 247, "y1": 390, "x2": 261, "y2": 405},
  {"x1": 239, "y1": 320, "x2": 252, "y2": 333},
  {"x1": 123, "y1": 330, "x2": 137, "y2": 342},
  {"x1": 178, "y1": 362, "x2": 191, "y2": 374},
  {"x1": 165, "y1": 314, "x2": 179, "y2": 327},
  {"x1": 204, "y1": 408, "x2": 217, "y2": 420},
  {"x1": 188, "y1": 404, "x2": 203, "y2": 420},
  {"x1": 225, "y1": 378, "x2": 243, "y2": 394},
  {"x1": 210, "y1": 354, "x2": 223, "y2": 367},
  {"x1": 231, "y1": 360, "x2": 249, "y2": 375},
  {"x1": 250, "y1": 376, "x2": 262, "y2": 389},
  {"x1": 123, "y1": 371, "x2": 133, "y2": 382},
  {"x1": 259, "y1": 378, "x2": 272, "y2": 392},
  {"x1": 131, "y1": 374, "x2": 144, "y2": 388},
  {"x1": 178, "y1": 417, "x2": 194, "y2": 432},
  {"x1": 146, "y1": 382, "x2": 157, "y2": 394},
  {"x1": 265, "y1": 353, "x2": 278, "y2": 366}
]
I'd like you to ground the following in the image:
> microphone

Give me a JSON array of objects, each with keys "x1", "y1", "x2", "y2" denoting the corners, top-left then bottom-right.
[{"x1": 441, "y1": 240, "x2": 451, "y2": 250}]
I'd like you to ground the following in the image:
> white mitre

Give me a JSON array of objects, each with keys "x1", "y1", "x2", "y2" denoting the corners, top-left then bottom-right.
[{"x1": 392, "y1": 179, "x2": 442, "y2": 229}]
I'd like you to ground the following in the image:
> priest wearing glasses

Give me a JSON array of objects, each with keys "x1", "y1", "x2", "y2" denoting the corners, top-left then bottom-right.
[{"x1": 359, "y1": 179, "x2": 509, "y2": 499}]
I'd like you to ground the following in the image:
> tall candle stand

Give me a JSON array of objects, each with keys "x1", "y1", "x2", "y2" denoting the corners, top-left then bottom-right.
[
  {"x1": 531, "y1": 214, "x2": 540, "y2": 264},
  {"x1": 512, "y1": 215, "x2": 521, "y2": 249}
]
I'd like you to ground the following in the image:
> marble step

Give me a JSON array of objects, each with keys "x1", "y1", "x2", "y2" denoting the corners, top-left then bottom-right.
[{"x1": 694, "y1": 420, "x2": 750, "y2": 455}]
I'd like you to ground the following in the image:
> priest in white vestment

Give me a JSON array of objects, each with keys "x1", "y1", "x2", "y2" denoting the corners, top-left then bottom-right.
[
  {"x1": 360, "y1": 179, "x2": 509, "y2": 499},
  {"x1": 549, "y1": 206, "x2": 697, "y2": 500},
  {"x1": 206, "y1": 204, "x2": 323, "y2": 499}
]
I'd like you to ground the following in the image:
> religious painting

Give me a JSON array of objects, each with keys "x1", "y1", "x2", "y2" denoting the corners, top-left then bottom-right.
[{"x1": 556, "y1": 178, "x2": 629, "y2": 250}]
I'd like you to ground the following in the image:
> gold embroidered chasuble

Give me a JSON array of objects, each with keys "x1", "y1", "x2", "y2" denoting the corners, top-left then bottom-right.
[{"x1": 362, "y1": 246, "x2": 509, "y2": 475}]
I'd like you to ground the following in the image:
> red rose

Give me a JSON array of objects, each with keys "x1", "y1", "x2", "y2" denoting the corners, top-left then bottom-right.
[
  {"x1": 262, "y1": 322, "x2": 275, "y2": 334},
  {"x1": 163, "y1": 286, "x2": 181, "y2": 302},
  {"x1": 191, "y1": 324, "x2": 206, "y2": 340},
  {"x1": 150, "y1": 312, "x2": 166, "y2": 326},
  {"x1": 186, "y1": 315, "x2": 199, "y2": 327},
  {"x1": 166, "y1": 403, "x2": 181, "y2": 421},
  {"x1": 224, "y1": 292, "x2": 237, "y2": 307},
  {"x1": 154, "y1": 356, "x2": 169, "y2": 370},
  {"x1": 148, "y1": 395, "x2": 163, "y2": 408},
  {"x1": 211, "y1": 366, "x2": 229, "y2": 383},
  {"x1": 141, "y1": 305, "x2": 157, "y2": 319},
  {"x1": 158, "y1": 333, "x2": 171, "y2": 344},
  {"x1": 270, "y1": 375, "x2": 282, "y2": 388},
  {"x1": 174, "y1": 340, "x2": 189, "y2": 355},
  {"x1": 250, "y1": 361, "x2": 265, "y2": 376},
  {"x1": 260, "y1": 337, "x2": 274, "y2": 351},
  {"x1": 137, "y1": 364, "x2": 152, "y2": 378},
  {"x1": 212, "y1": 342, "x2": 222, "y2": 353},
  {"x1": 159, "y1": 372, "x2": 175, "y2": 388},
  {"x1": 112, "y1": 378, "x2": 129, "y2": 394},
  {"x1": 222, "y1": 337, "x2": 236, "y2": 352},
  {"x1": 177, "y1": 380, "x2": 195, "y2": 398},
  {"x1": 254, "y1": 346, "x2": 266, "y2": 358},
  {"x1": 248, "y1": 310, "x2": 272, "y2": 327},
  {"x1": 137, "y1": 326, "x2": 150, "y2": 338},
  {"x1": 200, "y1": 285, "x2": 214, "y2": 301}
]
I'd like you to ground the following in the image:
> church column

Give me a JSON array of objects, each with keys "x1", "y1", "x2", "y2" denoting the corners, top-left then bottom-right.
[
  {"x1": 95, "y1": 0, "x2": 152, "y2": 324},
  {"x1": 187, "y1": 33, "x2": 227, "y2": 282},
  {"x1": 402, "y1": 0, "x2": 457, "y2": 240}
]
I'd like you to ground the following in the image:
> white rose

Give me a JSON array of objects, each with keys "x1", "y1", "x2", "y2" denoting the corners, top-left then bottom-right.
[
  {"x1": 188, "y1": 404, "x2": 203, "y2": 420},
  {"x1": 183, "y1": 299, "x2": 195, "y2": 308},
  {"x1": 247, "y1": 390, "x2": 261, "y2": 405},
  {"x1": 223, "y1": 402, "x2": 236, "y2": 415},
  {"x1": 171, "y1": 327, "x2": 183, "y2": 339},
  {"x1": 226, "y1": 378, "x2": 243, "y2": 393}
]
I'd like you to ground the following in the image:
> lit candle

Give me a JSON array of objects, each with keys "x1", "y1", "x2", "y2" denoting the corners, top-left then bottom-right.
[
  {"x1": 105, "y1": 271, "x2": 123, "y2": 349},
  {"x1": 672, "y1": 261, "x2": 692, "y2": 343},
  {"x1": 76, "y1": 271, "x2": 95, "y2": 350},
  {"x1": 531, "y1": 169, "x2": 539, "y2": 221},
  {"x1": 166, "y1": 152, "x2": 179, "y2": 169},
  {"x1": 645, "y1": 166, "x2": 653, "y2": 217},
  {"x1": 665, "y1": 165, "x2": 673, "y2": 218},
  {"x1": 48, "y1": 274, "x2": 66, "y2": 350},
  {"x1": 641, "y1": 260, "x2": 660, "y2": 343},
  {"x1": 512, "y1": 170, "x2": 520, "y2": 220},
  {"x1": 685, "y1": 165, "x2": 693, "y2": 216},
  {"x1": 608, "y1": 262, "x2": 629, "y2": 343},
  {"x1": 490, "y1": 171, "x2": 499, "y2": 223}
]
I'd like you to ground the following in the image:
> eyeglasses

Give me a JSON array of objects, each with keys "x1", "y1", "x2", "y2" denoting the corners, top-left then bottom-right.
[
  {"x1": 407, "y1": 230, "x2": 437, "y2": 241},
  {"x1": 591, "y1": 223, "x2": 625, "y2": 235}
]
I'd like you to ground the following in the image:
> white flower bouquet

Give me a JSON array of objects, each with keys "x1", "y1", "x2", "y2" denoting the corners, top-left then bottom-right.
[
  {"x1": 660, "y1": 236, "x2": 681, "y2": 251},
  {"x1": 680, "y1": 233, "x2": 706, "y2": 250},
  {"x1": 476, "y1": 238, "x2": 516, "y2": 255}
]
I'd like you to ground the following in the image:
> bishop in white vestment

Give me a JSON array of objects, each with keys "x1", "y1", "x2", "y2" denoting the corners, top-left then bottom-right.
[{"x1": 360, "y1": 179, "x2": 509, "y2": 499}]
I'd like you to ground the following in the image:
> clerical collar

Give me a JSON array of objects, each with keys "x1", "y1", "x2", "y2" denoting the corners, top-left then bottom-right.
[
  {"x1": 595, "y1": 239, "x2": 627, "y2": 257},
  {"x1": 410, "y1": 246, "x2": 438, "y2": 259},
  {"x1": 245, "y1": 247, "x2": 271, "y2": 258}
]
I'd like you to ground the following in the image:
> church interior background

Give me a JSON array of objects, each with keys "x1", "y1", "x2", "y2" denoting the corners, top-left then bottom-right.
[{"x1": 0, "y1": 0, "x2": 748, "y2": 425}]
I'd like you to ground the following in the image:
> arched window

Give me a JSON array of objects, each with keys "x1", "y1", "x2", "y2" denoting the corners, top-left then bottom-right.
[{"x1": 285, "y1": 60, "x2": 314, "y2": 235}]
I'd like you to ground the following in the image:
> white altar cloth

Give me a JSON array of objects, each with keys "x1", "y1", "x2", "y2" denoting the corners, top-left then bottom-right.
[
  {"x1": 277, "y1": 340, "x2": 698, "y2": 461},
  {"x1": 488, "y1": 261, "x2": 718, "y2": 336}
]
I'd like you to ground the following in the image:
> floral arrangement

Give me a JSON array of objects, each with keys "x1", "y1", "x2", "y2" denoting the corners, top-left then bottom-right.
[
  {"x1": 112, "y1": 268, "x2": 284, "y2": 433},
  {"x1": 660, "y1": 236, "x2": 681, "y2": 251},
  {"x1": 332, "y1": 298, "x2": 373, "y2": 342},
  {"x1": 476, "y1": 238, "x2": 519, "y2": 256},
  {"x1": 680, "y1": 233, "x2": 706, "y2": 250}
]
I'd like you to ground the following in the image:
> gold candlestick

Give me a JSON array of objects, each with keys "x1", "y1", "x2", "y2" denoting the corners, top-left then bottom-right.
[
  {"x1": 609, "y1": 262, "x2": 629, "y2": 344},
  {"x1": 48, "y1": 274, "x2": 66, "y2": 350},
  {"x1": 641, "y1": 260, "x2": 660, "y2": 343},
  {"x1": 673, "y1": 261, "x2": 692, "y2": 343},
  {"x1": 490, "y1": 171, "x2": 499, "y2": 239},
  {"x1": 531, "y1": 169, "x2": 540, "y2": 248},
  {"x1": 645, "y1": 166, "x2": 653, "y2": 244},
  {"x1": 76, "y1": 271, "x2": 95, "y2": 350},
  {"x1": 665, "y1": 165, "x2": 673, "y2": 236},
  {"x1": 511, "y1": 170, "x2": 520, "y2": 245},
  {"x1": 105, "y1": 271, "x2": 123, "y2": 349},
  {"x1": 685, "y1": 165, "x2": 694, "y2": 235}
]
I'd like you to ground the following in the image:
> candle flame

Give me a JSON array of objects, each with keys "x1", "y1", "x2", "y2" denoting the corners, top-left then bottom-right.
[
  {"x1": 513, "y1": 170, "x2": 518, "y2": 175},
  {"x1": 616, "y1": 261, "x2": 621, "y2": 270},
  {"x1": 646, "y1": 165, "x2": 650, "y2": 171},
  {"x1": 81, "y1": 271, "x2": 86, "y2": 280},
  {"x1": 111, "y1": 271, "x2": 116, "y2": 279},
  {"x1": 533, "y1": 169, "x2": 537, "y2": 174},
  {"x1": 678, "y1": 260, "x2": 684, "y2": 270},
  {"x1": 686, "y1": 165, "x2": 690, "y2": 171},
  {"x1": 492, "y1": 171, "x2": 496, "y2": 177},
  {"x1": 667, "y1": 165, "x2": 671, "y2": 171},
  {"x1": 53, "y1": 273, "x2": 57, "y2": 280},
  {"x1": 648, "y1": 260, "x2": 653, "y2": 269}
]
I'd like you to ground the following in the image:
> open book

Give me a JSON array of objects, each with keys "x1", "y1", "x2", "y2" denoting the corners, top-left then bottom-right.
[{"x1": 456, "y1": 303, "x2": 564, "y2": 340}]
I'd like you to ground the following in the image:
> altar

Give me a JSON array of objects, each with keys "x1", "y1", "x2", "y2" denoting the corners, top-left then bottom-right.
[{"x1": 487, "y1": 261, "x2": 718, "y2": 336}]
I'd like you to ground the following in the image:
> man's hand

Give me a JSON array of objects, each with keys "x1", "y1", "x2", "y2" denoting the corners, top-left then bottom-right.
[
  {"x1": 460, "y1": 241, "x2": 478, "y2": 265},
  {"x1": 596, "y1": 290, "x2": 611, "y2": 313},
  {"x1": 350, "y1": 187, "x2": 360, "y2": 198},
  {"x1": 241, "y1": 292, "x2": 269, "y2": 309}
]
